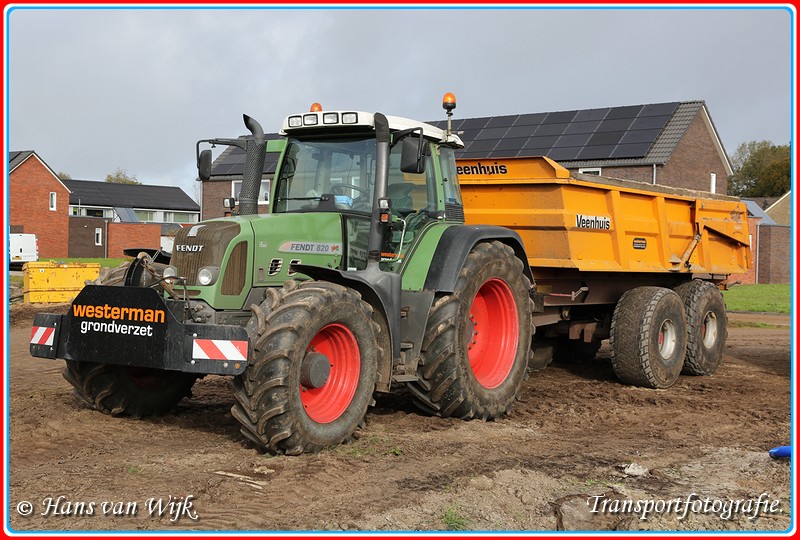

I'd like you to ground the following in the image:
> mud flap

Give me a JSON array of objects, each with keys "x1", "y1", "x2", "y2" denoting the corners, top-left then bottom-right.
[{"x1": 29, "y1": 285, "x2": 249, "y2": 376}]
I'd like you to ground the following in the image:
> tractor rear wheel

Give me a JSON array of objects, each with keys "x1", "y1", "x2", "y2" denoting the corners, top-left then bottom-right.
[
  {"x1": 674, "y1": 280, "x2": 727, "y2": 375},
  {"x1": 232, "y1": 281, "x2": 380, "y2": 455},
  {"x1": 63, "y1": 361, "x2": 197, "y2": 417},
  {"x1": 408, "y1": 241, "x2": 533, "y2": 419},
  {"x1": 610, "y1": 286, "x2": 687, "y2": 388}
]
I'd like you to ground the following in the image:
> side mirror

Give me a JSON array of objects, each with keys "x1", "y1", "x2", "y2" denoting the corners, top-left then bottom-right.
[
  {"x1": 198, "y1": 149, "x2": 213, "y2": 181},
  {"x1": 400, "y1": 135, "x2": 426, "y2": 175},
  {"x1": 223, "y1": 197, "x2": 236, "y2": 209}
]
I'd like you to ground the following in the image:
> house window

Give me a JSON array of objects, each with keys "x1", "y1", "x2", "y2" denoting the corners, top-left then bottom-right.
[
  {"x1": 94, "y1": 228, "x2": 103, "y2": 246},
  {"x1": 165, "y1": 212, "x2": 197, "y2": 223},
  {"x1": 135, "y1": 210, "x2": 156, "y2": 222},
  {"x1": 232, "y1": 180, "x2": 270, "y2": 205},
  {"x1": 579, "y1": 168, "x2": 602, "y2": 176},
  {"x1": 49, "y1": 192, "x2": 57, "y2": 211}
]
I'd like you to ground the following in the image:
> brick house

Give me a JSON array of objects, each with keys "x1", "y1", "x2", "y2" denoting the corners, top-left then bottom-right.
[
  {"x1": 8, "y1": 151, "x2": 70, "y2": 258},
  {"x1": 62, "y1": 179, "x2": 200, "y2": 256},
  {"x1": 198, "y1": 100, "x2": 731, "y2": 220},
  {"x1": 729, "y1": 199, "x2": 791, "y2": 285}
]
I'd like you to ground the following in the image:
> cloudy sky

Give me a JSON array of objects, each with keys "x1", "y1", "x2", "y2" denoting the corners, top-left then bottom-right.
[{"x1": 5, "y1": 5, "x2": 794, "y2": 201}]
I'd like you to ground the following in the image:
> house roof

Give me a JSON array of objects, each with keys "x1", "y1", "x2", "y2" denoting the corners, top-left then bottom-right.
[
  {"x1": 9, "y1": 150, "x2": 71, "y2": 192},
  {"x1": 204, "y1": 100, "x2": 728, "y2": 180},
  {"x1": 62, "y1": 179, "x2": 199, "y2": 212},
  {"x1": 742, "y1": 198, "x2": 777, "y2": 225}
]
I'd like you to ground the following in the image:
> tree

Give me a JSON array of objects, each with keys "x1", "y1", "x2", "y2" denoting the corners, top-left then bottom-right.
[
  {"x1": 105, "y1": 167, "x2": 141, "y2": 185},
  {"x1": 728, "y1": 141, "x2": 791, "y2": 197},
  {"x1": 57, "y1": 171, "x2": 71, "y2": 180}
]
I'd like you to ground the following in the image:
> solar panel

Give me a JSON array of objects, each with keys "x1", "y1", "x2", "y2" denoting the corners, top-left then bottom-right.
[
  {"x1": 485, "y1": 115, "x2": 518, "y2": 128},
  {"x1": 630, "y1": 115, "x2": 671, "y2": 131},
  {"x1": 610, "y1": 143, "x2": 654, "y2": 159},
  {"x1": 506, "y1": 125, "x2": 537, "y2": 138},
  {"x1": 554, "y1": 133, "x2": 592, "y2": 148},
  {"x1": 605, "y1": 105, "x2": 643, "y2": 120},
  {"x1": 513, "y1": 112, "x2": 547, "y2": 126},
  {"x1": 595, "y1": 118, "x2": 635, "y2": 133},
  {"x1": 524, "y1": 135, "x2": 560, "y2": 149},
  {"x1": 494, "y1": 137, "x2": 531, "y2": 151},
  {"x1": 563, "y1": 120, "x2": 601, "y2": 135},
  {"x1": 578, "y1": 144, "x2": 618, "y2": 160},
  {"x1": 459, "y1": 117, "x2": 492, "y2": 132},
  {"x1": 640, "y1": 102, "x2": 679, "y2": 117},
  {"x1": 543, "y1": 110, "x2": 578, "y2": 124},
  {"x1": 533, "y1": 123, "x2": 569, "y2": 137},
  {"x1": 573, "y1": 108, "x2": 609, "y2": 122},
  {"x1": 588, "y1": 131, "x2": 625, "y2": 146},
  {"x1": 478, "y1": 126, "x2": 511, "y2": 139},
  {"x1": 619, "y1": 128, "x2": 663, "y2": 145},
  {"x1": 546, "y1": 146, "x2": 583, "y2": 161}
]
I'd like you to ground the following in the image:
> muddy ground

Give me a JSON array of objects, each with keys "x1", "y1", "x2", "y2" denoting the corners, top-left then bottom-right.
[{"x1": 4, "y1": 304, "x2": 794, "y2": 533}]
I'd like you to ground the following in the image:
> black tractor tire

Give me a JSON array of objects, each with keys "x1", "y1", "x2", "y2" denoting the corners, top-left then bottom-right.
[
  {"x1": 231, "y1": 280, "x2": 380, "y2": 455},
  {"x1": 674, "y1": 280, "x2": 727, "y2": 375},
  {"x1": 62, "y1": 256, "x2": 197, "y2": 417},
  {"x1": 610, "y1": 286, "x2": 687, "y2": 389},
  {"x1": 63, "y1": 361, "x2": 197, "y2": 418},
  {"x1": 407, "y1": 241, "x2": 533, "y2": 419}
]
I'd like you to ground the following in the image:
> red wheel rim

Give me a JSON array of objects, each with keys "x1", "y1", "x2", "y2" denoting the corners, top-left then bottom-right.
[
  {"x1": 301, "y1": 323, "x2": 360, "y2": 424},
  {"x1": 467, "y1": 278, "x2": 519, "y2": 389}
]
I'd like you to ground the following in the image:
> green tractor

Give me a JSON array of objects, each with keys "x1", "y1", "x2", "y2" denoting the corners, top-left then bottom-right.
[{"x1": 31, "y1": 95, "x2": 536, "y2": 454}]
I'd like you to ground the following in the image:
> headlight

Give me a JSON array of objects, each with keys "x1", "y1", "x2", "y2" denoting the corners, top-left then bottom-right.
[
  {"x1": 162, "y1": 265, "x2": 178, "y2": 279},
  {"x1": 197, "y1": 266, "x2": 220, "y2": 286}
]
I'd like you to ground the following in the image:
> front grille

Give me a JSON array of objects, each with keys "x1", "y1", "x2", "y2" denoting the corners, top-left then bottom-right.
[
  {"x1": 170, "y1": 222, "x2": 241, "y2": 285},
  {"x1": 221, "y1": 241, "x2": 247, "y2": 295}
]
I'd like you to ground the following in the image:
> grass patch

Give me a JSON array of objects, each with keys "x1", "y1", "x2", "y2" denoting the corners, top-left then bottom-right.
[
  {"x1": 722, "y1": 284, "x2": 791, "y2": 314},
  {"x1": 441, "y1": 506, "x2": 469, "y2": 530},
  {"x1": 42, "y1": 257, "x2": 130, "y2": 269}
]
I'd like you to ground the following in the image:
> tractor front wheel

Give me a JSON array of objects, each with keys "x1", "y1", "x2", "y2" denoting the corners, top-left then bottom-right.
[
  {"x1": 63, "y1": 361, "x2": 197, "y2": 417},
  {"x1": 232, "y1": 281, "x2": 380, "y2": 455}
]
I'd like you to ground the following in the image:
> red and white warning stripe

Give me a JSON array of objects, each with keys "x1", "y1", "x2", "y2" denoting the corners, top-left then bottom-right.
[
  {"x1": 31, "y1": 326, "x2": 55, "y2": 346},
  {"x1": 192, "y1": 339, "x2": 247, "y2": 362}
]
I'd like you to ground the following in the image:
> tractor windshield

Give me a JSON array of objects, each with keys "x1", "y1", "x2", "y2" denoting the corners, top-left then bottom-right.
[{"x1": 273, "y1": 136, "x2": 435, "y2": 216}]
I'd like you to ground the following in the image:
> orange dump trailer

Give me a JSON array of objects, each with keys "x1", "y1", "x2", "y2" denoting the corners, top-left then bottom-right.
[{"x1": 459, "y1": 156, "x2": 751, "y2": 388}]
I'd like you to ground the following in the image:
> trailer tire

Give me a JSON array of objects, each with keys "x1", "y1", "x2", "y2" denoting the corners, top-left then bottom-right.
[
  {"x1": 232, "y1": 281, "x2": 379, "y2": 455},
  {"x1": 674, "y1": 280, "x2": 727, "y2": 375},
  {"x1": 610, "y1": 286, "x2": 687, "y2": 388},
  {"x1": 408, "y1": 241, "x2": 532, "y2": 419},
  {"x1": 63, "y1": 361, "x2": 197, "y2": 418}
]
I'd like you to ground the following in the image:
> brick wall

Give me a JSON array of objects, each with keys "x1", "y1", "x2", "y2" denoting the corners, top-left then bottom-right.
[
  {"x1": 757, "y1": 225, "x2": 791, "y2": 284},
  {"x1": 67, "y1": 218, "x2": 162, "y2": 258},
  {"x1": 201, "y1": 178, "x2": 270, "y2": 220},
  {"x1": 728, "y1": 216, "x2": 760, "y2": 285},
  {"x1": 69, "y1": 217, "x2": 106, "y2": 258},
  {"x1": 659, "y1": 113, "x2": 729, "y2": 194},
  {"x1": 108, "y1": 223, "x2": 163, "y2": 258},
  {"x1": 9, "y1": 155, "x2": 70, "y2": 258}
]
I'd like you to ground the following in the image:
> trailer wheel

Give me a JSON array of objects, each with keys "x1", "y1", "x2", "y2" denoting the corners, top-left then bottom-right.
[
  {"x1": 610, "y1": 287, "x2": 687, "y2": 388},
  {"x1": 232, "y1": 281, "x2": 379, "y2": 455},
  {"x1": 674, "y1": 280, "x2": 727, "y2": 375},
  {"x1": 63, "y1": 361, "x2": 197, "y2": 418},
  {"x1": 408, "y1": 241, "x2": 532, "y2": 419}
]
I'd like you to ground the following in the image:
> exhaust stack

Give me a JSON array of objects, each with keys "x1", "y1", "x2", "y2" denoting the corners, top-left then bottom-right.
[{"x1": 239, "y1": 114, "x2": 266, "y2": 216}]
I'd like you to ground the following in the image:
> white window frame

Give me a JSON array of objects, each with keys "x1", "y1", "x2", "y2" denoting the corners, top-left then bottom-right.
[
  {"x1": 232, "y1": 180, "x2": 270, "y2": 205},
  {"x1": 49, "y1": 192, "x2": 57, "y2": 211},
  {"x1": 578, "y1": 168, "x2": 602, "y2": 176},
  {"x1": 94, "y1": 228, "x2": 103, "y2": 246}
]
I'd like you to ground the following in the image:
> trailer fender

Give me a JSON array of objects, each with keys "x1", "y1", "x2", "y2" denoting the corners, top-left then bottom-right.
[{"x1": 423, "y1": 225, "x2": 534, "y2": 293}]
